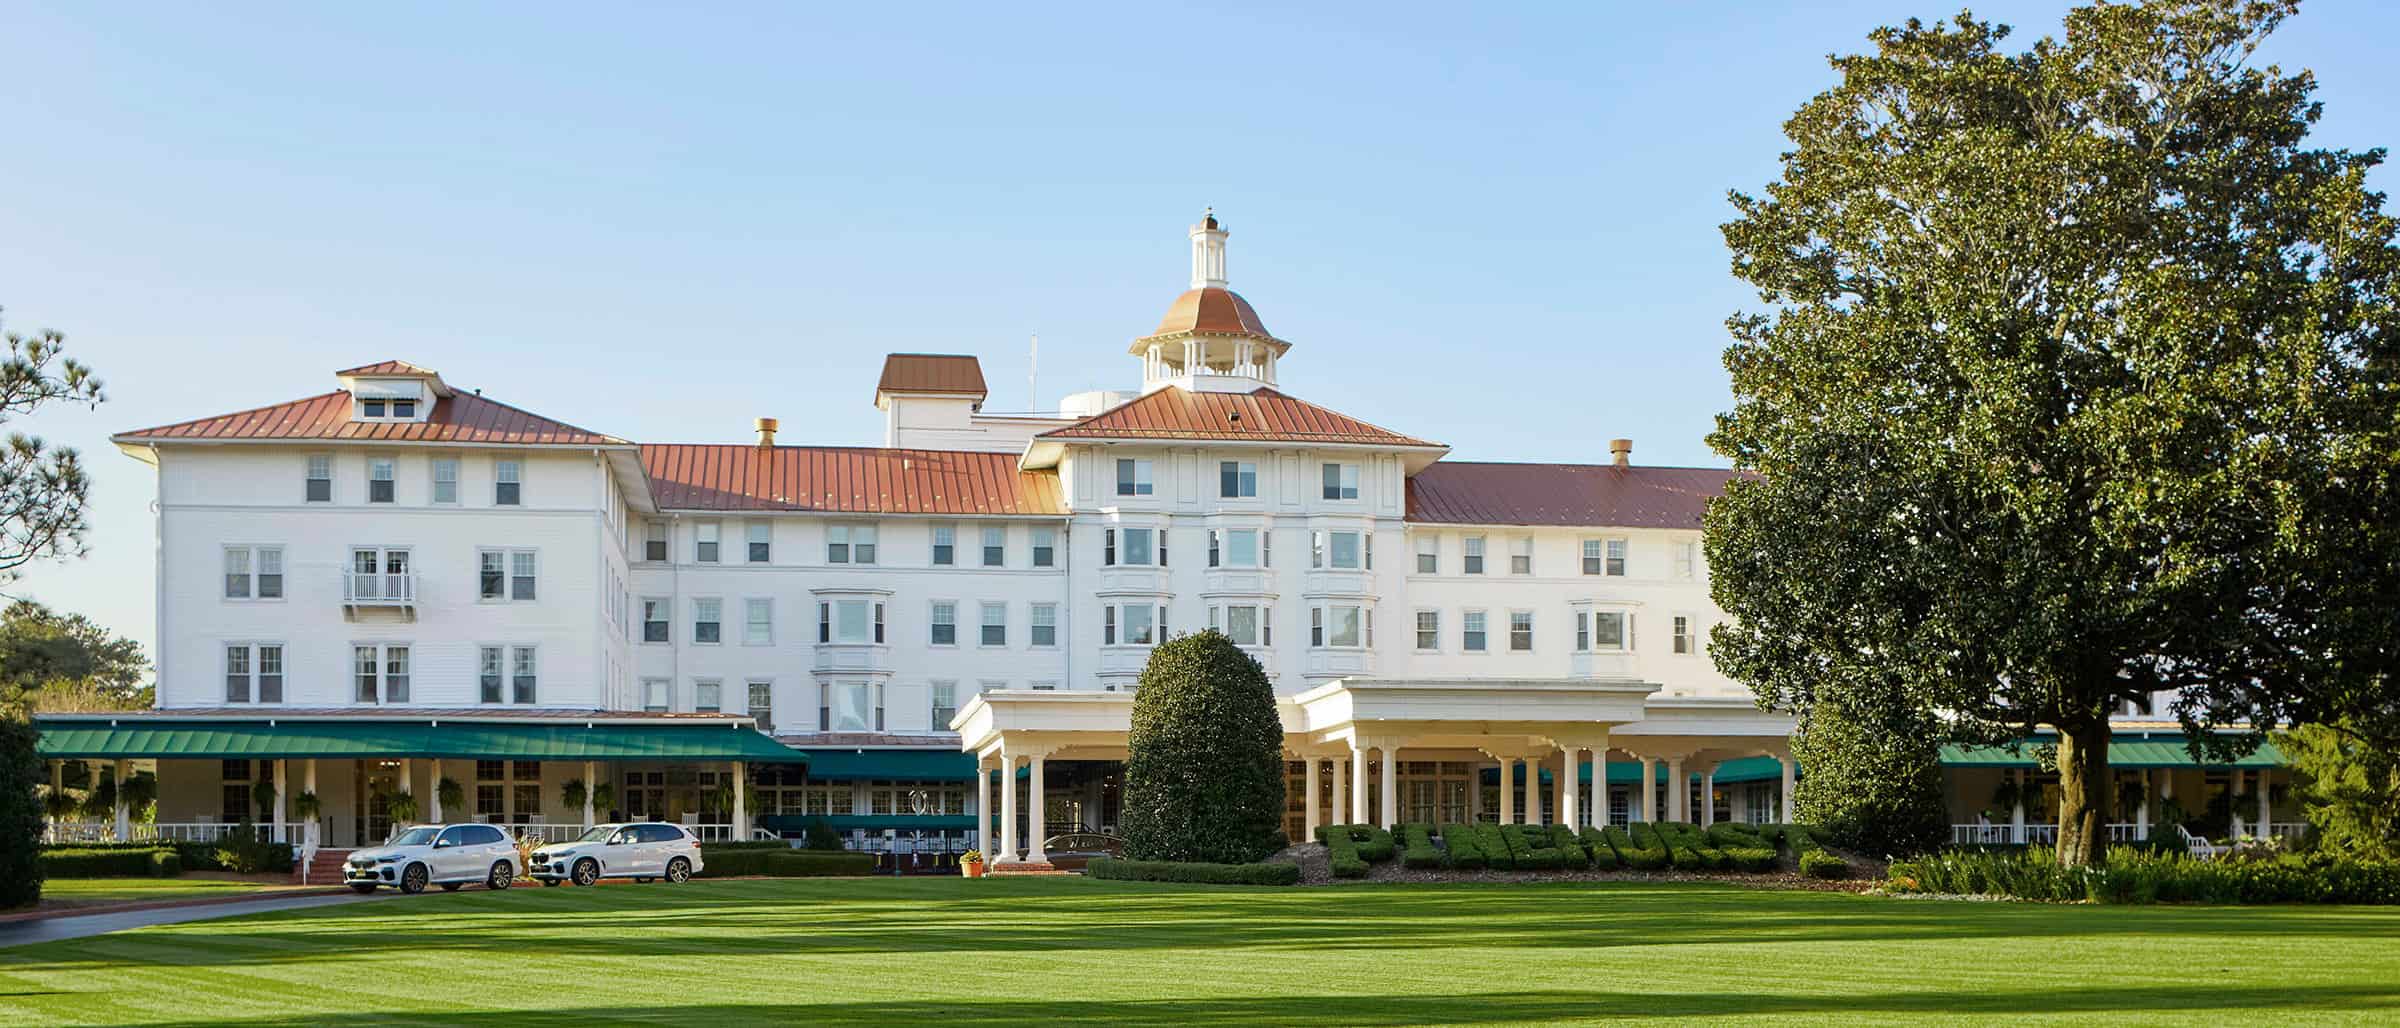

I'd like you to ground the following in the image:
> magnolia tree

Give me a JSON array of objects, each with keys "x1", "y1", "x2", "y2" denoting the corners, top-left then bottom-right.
[
  {"x1": 1119, "y1": 631, "x2": 1288, "y2": 864},
  {"x1": 1708, "y1": 0, "x2": 2400, "y2": 866}
]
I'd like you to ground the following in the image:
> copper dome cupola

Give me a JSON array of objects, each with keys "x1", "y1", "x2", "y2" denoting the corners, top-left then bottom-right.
[{"x1": 1129, "y1": 209, "x2": 1293, "y2": 394}]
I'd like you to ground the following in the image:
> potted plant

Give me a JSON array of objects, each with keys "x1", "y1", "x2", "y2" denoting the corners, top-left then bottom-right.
[
  {"x1": 385, "y1": 789, "x2": 421, "y2": 829},
  {"x1": 959, "y1": 849, "x2": 985, "y2": 878},
  {"x1": 251, "y1": 777, "x2": 281, "y2": 818},
  {"x1": 561, "y1": 778, "x2": 588, "y2": 815},
  {"x1": 591, "y1": 782, "x2": 616, "y2": 820},
  {"x1": 437, "y1": 776, "x2": 466, "y2": 816}
]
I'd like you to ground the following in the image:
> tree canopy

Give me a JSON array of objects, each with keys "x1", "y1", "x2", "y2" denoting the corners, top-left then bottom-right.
[
  {"x1": 0, "y1": 599, "x2": 150, "y2": 712},
  {"x1": 0, "y1": 313, "x2": 105, "y2": 583},
  {"x1": 1119, "y1": 631, "x2": 1289, "y2": 864},
  {"x1": 1708, "y1": 0, "x2": 2400, "y2": 865}
]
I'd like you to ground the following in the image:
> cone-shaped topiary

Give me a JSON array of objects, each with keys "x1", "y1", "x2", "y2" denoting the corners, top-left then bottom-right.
[
  {"x1": 1119, "y1": 630, "x2": 1287, "y2": 864},
  {"x1": 0, "y1": 717, "x2": 44, "y2": 907}
]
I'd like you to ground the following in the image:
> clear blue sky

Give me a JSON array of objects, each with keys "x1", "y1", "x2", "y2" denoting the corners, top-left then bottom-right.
[{"x1": 5, "y1": 1, "x2": 2397, "y2": 661}]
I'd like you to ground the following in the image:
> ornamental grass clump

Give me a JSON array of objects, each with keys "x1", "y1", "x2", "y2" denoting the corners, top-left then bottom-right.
[{"x1": 1120, "y1": 631, "x2": 1288, "y2": 865}]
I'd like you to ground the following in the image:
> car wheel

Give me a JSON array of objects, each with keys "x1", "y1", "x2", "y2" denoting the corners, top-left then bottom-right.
[
  {"x1": 541, "y1": 879, "x2": 561, "y2": 887},
  {"x1": 348, "y1": 883, "x2": 377, "y2": 895},
  {"x1": 439, "y1": 882, "x2": 463, "y2": 892},
  {"x1": 665, "y1": 857, "x2": 692, "y2": 884},
  {"x1": 488, "y1": 862, "x2": 514, "y2": 890},
  {"x1": 635, "y1": 877, "x2": 652, "y2": 884},
  {"x1": 400, "y1": 863, "x2": 430, "y2": 895},
  {"x1": 571, "y1": 858, "x2": 599, "y2": 886}
]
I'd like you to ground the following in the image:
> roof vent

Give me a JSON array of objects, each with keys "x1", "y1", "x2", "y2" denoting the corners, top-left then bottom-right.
[
  {"x1": 1227, "y1": 410, "x2": 1242, "y2": 425},
  {"x1": 755, "y1": 417, "x2": 779, "y2": 448},
  {"x1": 1610, "y1": 438, "x2": 1632, "y2": 467}
]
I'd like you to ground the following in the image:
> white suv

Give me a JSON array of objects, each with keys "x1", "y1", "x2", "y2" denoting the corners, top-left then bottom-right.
[
  {"x1": 344, "y1": 823, "x2": 523, "y2": 894},
  {"x1": 528, "y1": 822, "x2": 705, "y2": 886}
]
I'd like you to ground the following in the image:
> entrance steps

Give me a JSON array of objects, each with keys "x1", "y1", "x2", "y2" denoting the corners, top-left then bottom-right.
[{"x1": 296, "y1": 849, "x2": 353, "y2": 885}]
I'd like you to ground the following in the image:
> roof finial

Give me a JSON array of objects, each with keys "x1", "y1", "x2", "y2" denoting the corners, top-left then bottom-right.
[
  {"x1": 1189, "y1": 209, "x2": 1228, "y2": 289},
  {"x1": 1203, "y1": 205, "x2": 1217, "y2": 229}
]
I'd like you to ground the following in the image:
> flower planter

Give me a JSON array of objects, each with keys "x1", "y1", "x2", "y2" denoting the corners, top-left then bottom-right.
[{"x1": 961, "y1": 861, "x2": 985, "y2": 879}]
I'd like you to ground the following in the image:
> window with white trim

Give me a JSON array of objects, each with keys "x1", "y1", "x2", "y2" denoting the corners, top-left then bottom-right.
[
  {"x1": 478, "y1": 645, "x2": 538, "y2": 704},
  {"x1": 828, "y1": 524, "x2": 877, "y2": 564},
  {"x1": 431, "y1": 457, "x2": 459, "y2": 504},
  {"x1": 1116, "y1": 458, "x2": 1153, "y2": 496},
  {"x1": 931, "y1": 524, "x2": 955, "y2": 565},
  {"x1": 695, "y1": 521, "x2": 721, "y2": 563},
  {"x1": 367, "y1": 457, "x2": 397, "y2": 503},
  {"x1": 982, "y1": 525, "x2": 1005, "y2": 567},
  {"x1": 641, "y1": 598, "x2": 669, "y2": 643},
  {"x1": 1414, "y1": 610, "x2": 1440, "y2": 651},
  {"x1": 694, "y1": 679, "x2": 722, "y2": 714},
  {"x1": 980, "y1": 602, "x2": 1007, "y2": 646},
  {"x1": 693, "y1": 597, "x2": 722, "y2": 644},
  {"x1": 820, "y1": 680, "x2": 882, "y2": 732},
  {"x1": 642, "y1": 678, "x2": 671, "y2": 713},
  {"x1": 354, "y1": 643, "x2": 410, "y2": 703},
  {"x1": 493, "y1": 459, "x2": 522, "y2": 505},
  {"x1": 1591, "y1": 610, "x2": 1632, "y2": 652},
  {"x1": 1463, "y1": 535, "x2": 1486, "y2": 575},
  {"x1": 1509, "y1": 610, "x2": 1533, "y2": 651},
  {"x1": 223, "y1": 546, "x2": 283, "y2": 600},
  {"x1": 1312, "y1": 530, "x2": 1363, "y2": 570},
  {"x1": 1031, "y1": 603, "x2": 1058, "y2": 647},
  {"x1": 1463, "y1": 610, "x2": 1488, "y2": 652},
  {"x1": 1321, "y1": 462, "x2": 1359, "y2": 500},
  {"x1": 1671, "y1": 615, "x2": 1693, "y2": 655},
  {"x1": 1511, "y1": 536, "x2": 1534, "y2": 575},
  {"x1": 747, "y1": 680, "x2": 775, "y2": 731},
  {"x1": 1106, "y1": 526, "x2": 1162, "y2": 566},
  {"x1": 1031, "y1": 527, "x2": 1056, "y2": 567},
  {"x1": 224, "y1": 643, "x2": 284, "y2": 704},
  {"x1": 1312, "y1": 604, "x2": 1365, "y2": 648},
  {"x1": 745, "y1": 598, "x2": 774, "y2": 645},
  {"x1": 1209, "y1": 528, "x2": 1262, "y2": 568},
  {"x1": 304, "y1": 455, "x2": 332, "y2": 502},
  {"x1": 1107, "y1": 603, "x2": 1162, "y2": 645},
  {"x1": 819, "y1": 599, "x2": 883, "y2": 644},
  {"x1": 748, "y1": 521, "x2": 773, "y2": 563},
  {"x1": 1673, "y1": 541, "x2": 1698, "y2": 580},
  {"x1": 1415, "y1": 535, "x2": 1438, "y2": 574},
  {"x1": 479, "y1": 548, "x2": 537, "y2": 601},
  {"x1": 930, "y1": 681, "x2": 958, "y2": 727},
  {"x1": 930, "y1": 601, "x2": 957, "y2": 645},
  {"x1": 1220, "y1": 461, "x2": 1257, "y2": 498},
  {"x1": 1214, "y1": 604, "x2": 1267, "y2": 646}
]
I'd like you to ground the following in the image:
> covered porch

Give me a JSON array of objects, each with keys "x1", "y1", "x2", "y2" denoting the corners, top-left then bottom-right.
[{"x1": 1940, "y1": 735, "x2": 2300, "y2": 846}]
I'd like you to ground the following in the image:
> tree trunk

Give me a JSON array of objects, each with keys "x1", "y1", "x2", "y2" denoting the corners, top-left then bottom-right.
[{"x1": 2055, "y1": 726, "x2": 2110, "y2": 867}]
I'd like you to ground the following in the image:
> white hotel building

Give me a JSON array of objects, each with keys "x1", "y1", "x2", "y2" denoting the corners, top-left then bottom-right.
[{"x1": 36, "y1": 216, "x2": 2293, "y2": 867}]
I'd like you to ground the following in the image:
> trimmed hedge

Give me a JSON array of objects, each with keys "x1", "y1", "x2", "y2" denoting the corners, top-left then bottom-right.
[
  {"x1": 1888, "y1": 848, "x2": 2400, "y2": 905},
  {"x1": 1499, "y1": 825, "x2": 1576, "y2": 869},
  {"x1": 39, "y1": 847, "x2": 182, "y2": 878},
  {"x1": 1088, "y1": 857, "x2": 1300, "y2": 886},
  {"x1": 1705, "y1": 823, "x2": 1781, "y2": 872},
  {"x1": 696, "y1": 849, "x2": 876, "y2": 878},
  {"x1": 1436, "y1": 823, "x2": 1487, "y2": 870},
  {"x1": 1464, "y1": 822, "x2": 1515, "y2": 870},
  {"x1": 1762, "y1": 822, "x2": 1848, "y2": 878},
  {"x1": 1655, "y1": 822, "x2": 1730, "y2": 870},
  {"x1": 1577, "y1": 827, "x2": 1623, "y2": 870},
  {"x1": 705, "y1": 840, "x2": 799, "y2": 853},
  {"x1": 1399, "y1": 823, "x2": 1442, "y2": 869},
  {"x1": 1606, "y1": 825, "x2": 1669, "y2": 870},
  {"x1": 1316, "y1": 824, "x2": 1369, "y2": 878},
  {"x1": 1547, "y1": 824, "x2": 1594, "y2": 869}
]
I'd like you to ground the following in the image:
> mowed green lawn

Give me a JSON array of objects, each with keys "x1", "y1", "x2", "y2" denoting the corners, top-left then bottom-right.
[
  {"x1": 29, "y1": 878, "x2": 305, "y2": 910},
  {"x1": 2, "y1": 877, "x2": 2395, "y2": 1026}
]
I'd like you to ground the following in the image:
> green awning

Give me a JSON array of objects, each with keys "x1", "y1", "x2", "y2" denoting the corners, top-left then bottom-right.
[
  {"x1": 760, "y1": 814, "x2": 978, "y2": 832},
  {"x1": 33, "y1": 718, "x2": 808, "y2": 763},
  {"x1": 1939, "y1": 738, "x2": 2282, "y2": 769},
  {"x1": 804, "y1": 749, "x2": 977, "y2": 781},
  {"x1": 1478, "y1": 756, "x2": 1789, "y2": 787}
]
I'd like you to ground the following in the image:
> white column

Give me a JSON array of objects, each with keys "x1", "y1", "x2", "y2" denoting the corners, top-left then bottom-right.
[
  {"x1": 1331, "y1": 755, "x2": 1348, "y2": 826},
  {"x1": 398, "y1": 758, "x2": 414, "y2": 826},
  {"x1": 2135, "y1": 769, "x2": 2151, "y2": 841},
  {"x1": 112, "y1": 759, "x2": 131, "y2": 842},
  {"x1": 1558, "y1": 748, "x2": 1579, "y2": 832},
  {"x1": 1497, "y1": 756, "x2": 1516, "y2": 825},
  {"x1": 1637, "y1": 758, "x2": 1655, "y2": 822},
  {"x1": 2009, "y1": 768, "x2": 2027, "y2": 843},
  {"x1": 1665, "y1": 758, "x2": 1685, "y2": 823},
  {"x1": 1779, "y1": 756, "x2": 1797, "y2": 824},
  {"x1": 581, "y1": 760, "x2": 596, "y2": 827},
  {"x1": 1304, "y1": 756, "x2": 1323, "y2": 837},
  {"x1": 1701, "y1": 769, "x2": 1716, "y2": 825},
  {"x1": 2230, "y1": 769, "x2": 2247, "y2": 837},
  {"x1": 1379, "y1": 746, "x2": 1398, "y2": 830},
  {"x1": 425, "y1": 758, "x2": 442, "y2": 824},
  {"x1": 998, "y1": 753, "x2": 1020, "y2": 862},
  {"x1": 731, "y1": 761, "x2": 748, "y2": 839},
  {"x1": 974, "y1": 760, "x2": 992, "y2": 851},
  {"x1": 1350, "y1": 744, "x2": 1370, "y2": 825},
  {"x1": 304, "y1": 759, "x2": 320, "y2": 850},
  {"x1": 2257, "y1": 769, "x2": 2272, "y2": 836},
  {"x1": 1027, "y1": 754, "x2": 1049, "y2": 862},
  {"x1": 1083, "y1": 777, "x2": 1103, "y2": 831},
  {"x1": 1594, "y1": 750, "x2": 1611, "y2": 828},
  {"x1": 273, "y1": 759, "x2": 289, "y2": 843}
]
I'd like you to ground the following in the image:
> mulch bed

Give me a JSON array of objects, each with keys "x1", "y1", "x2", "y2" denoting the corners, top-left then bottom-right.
[{"x1": 1267, "y1": 842, "x2": 1885, "y2": 893}]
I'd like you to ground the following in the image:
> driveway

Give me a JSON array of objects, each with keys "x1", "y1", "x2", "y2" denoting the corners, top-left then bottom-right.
[{"x1": 0, "y1": 890, "x2": 388, "y2": 948}]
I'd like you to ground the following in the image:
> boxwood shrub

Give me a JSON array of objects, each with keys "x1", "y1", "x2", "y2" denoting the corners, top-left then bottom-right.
[
  {"x1": 1887, "y1": 848, "x2": 2400, "y2": 904},
  {"x1": 1655, "y1": 822, "x2": 1730, "y2": 870},
  {"x1": 1547, "y1": 824, "x2": 1594, "y2": 868},
  {"x1": 1577, "y1": 827, "x2": 1623, "y2": 870},
  {"x1": 1399, "y1": 823, "x2": 1441, "y2": 868},
  {"x1": 1435, "y1": 823, "x2": 1486, "y2": 870},
  {"x1": 1763, "y1": 822, "x2": 1847, "y2": 878},
  {"x1": 1316, "y1": 824, "x2": 1369, "y2": 878},
  {"x1": 1464, "y1": 822, "x2": 1515, "y2": 870},
  {"x1": 1612, "y1": 825, "x2": 1671, "y2": 870},
  {"x1": 696, "y1": 849, "x2": 876, "y2": 878},
  {"x1": 1705, "y1": 823, "x2": 1781, "y2": 872},
  {"x1": 1087, "y1": 858, "x2": 1300, "y2": 886},
  {"x1": 38, "y1": 847, "x2": 182, "y2": 878}
]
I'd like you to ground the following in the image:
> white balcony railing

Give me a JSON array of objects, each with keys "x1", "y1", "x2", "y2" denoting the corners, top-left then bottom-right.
[{"x1": 342, "y1": 570, "x2": 417, "y2": 606}]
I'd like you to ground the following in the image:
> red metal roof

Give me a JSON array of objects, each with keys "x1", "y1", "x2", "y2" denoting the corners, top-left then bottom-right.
[
  {"x1": 1405, "y1": 461, "x2": 1742, "y2": 528},
  {"x1": 642, "y1": 444, "x2": 1066, "y2": 514},
  {"x1": 335, "y1": 360, "x2": 440, "y2": 376},
  {"x1": 1148, "y1": 287, "x2": 1272, "y2": 338},
  {"x1": 1038, "y1": 387, "x2": 1441, "y2": 448},
  {"x1": 876, "y1": 354, "x2": 988, "y2": 398},
  {"x1": 114, "y1": 390, "x2": 628, "y2": 446}
]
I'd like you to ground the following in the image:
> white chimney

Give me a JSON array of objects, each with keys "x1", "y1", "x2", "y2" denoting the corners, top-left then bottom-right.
[{"x1": 1610, "y1": 438, "x2": 1632, "y2": 467}]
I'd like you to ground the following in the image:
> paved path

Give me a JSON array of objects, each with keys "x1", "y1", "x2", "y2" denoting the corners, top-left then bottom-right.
[{"x1": 0, "y1": 891, "x2": 386, "y2": 948}]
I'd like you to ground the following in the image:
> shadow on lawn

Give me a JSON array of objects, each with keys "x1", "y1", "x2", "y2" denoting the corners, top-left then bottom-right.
[
  {"x1": 7, "y1": 878, "x2": 2397, "y2": 973},
  {"x1": 93, "y1": 983, "x2": 2400, "y2": 1026}
]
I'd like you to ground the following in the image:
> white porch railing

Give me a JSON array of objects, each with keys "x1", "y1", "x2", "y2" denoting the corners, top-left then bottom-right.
[
  {"x1": 2263, "y1": 821, "x2": 2310, "y2": 840},
  {"x1": 688, "y1": 823, "x2": 739, "y2": 842},
  {"x1": 133, "y1": 822, "x2": 245, "y2": 843},
  {"x1": 2106, "y1": 823, "x2": 2146, "y2": 842},
  {"x1": 1949, "y1": 823, "x2": 2075, "y2": 846},
  {"x1": 507, "y1": 824, "x2": 590, "y2": 844},
  {"x1": 44, "y1": 818, "x2": 117, "y2": 843}
]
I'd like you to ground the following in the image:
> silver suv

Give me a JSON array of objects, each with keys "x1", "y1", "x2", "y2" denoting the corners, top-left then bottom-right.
[
  {"x1": 344, "y1": 823, "x2": 522, "y2": 894},
  {"x1": 528, "y1": 822, "x2": 705, "y2": 886}
]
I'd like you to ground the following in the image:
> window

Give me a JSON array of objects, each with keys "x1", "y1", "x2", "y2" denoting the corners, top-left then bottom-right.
[
  {"x1": 1575, "y1": 612, "x2": 1590, "y2": 651},
  {"x1": 1606, "y1": 539, "x2": 1628, "y2": 576},
  {"x1": 1107, "y1": 526, "x2": 1161, "y2": 566},
  {"x1": 1582, "y1": 539, "x2": 1626, "y2": 576},
  {"x1": 1031, "y1": 527, "x2": 1055, "y2": 567},
  {"x1": 367, "y1": 457, "x2": 396, "y2": 503},
  {"x1": 747, "y1": 680, "x2": 775, "y2": 731},
  {"x1": 479, "y1": 646, "x2": 505, "y2": 704},
  {"x1": 693, "y1": 598, "x2": 722, "y2": 644},
  {"x1": 493, "y1": 459, "x2": 522, "y2": 505},
  {"x1": 641, "y1": 599, "x2": 669, "y2": 643},
  {"x1": 1313, "y1": 530, "x2": 1363, "y2": 570},
  {"x1": 1511, "y1": 537, "x2": 1534, "y2": 575},
  {"x1": 981, "y1": 602, "x2": 1007, "y2": 646},
  {"x1": 1116, "y1": 458, "x2": 1153, "y2": 496},
  {"x1": 1031, "y1": 603, "x2": 1057, "y2": 647},
  {"x1": 745, "y1": 598, "x2": 773, "y2": 645},
  {"x1": 694, "y1": 680, "x2": 722, "y2": 714},
  {"x1": 748, "y1": 522, "x2": 772, "y2": 563},
  {"x1": 1463, "y1": 536, "x2": 1486, "y2": 575},
  {"x1": 511, "y1": 551, "x2": 536, "y2": 600},
  {"x1": 982, "y1": 525, "x2": 1005, "y2": 567},
  {"x1": 931, "y1": 524, "x2": 955, "y2": 566},
  {"x1": 503, "y1": 649, "x2": 534, "y2": 705},
  {"x1": 1314, "y1": 605, "x2": 1363, "y2": 648},
  {"x1": 642, "y1": 678, "x2": 671, "y2": 713},
  {"x1": 347, "y1": 547, "x2": 411, "y2": 601},
  {"x1": 821, "y1": 681, "x2": 881, "y2": 732},
  {"x1": 479, "y1": 549, "x2": 537, "y2": 601},
  {"x1": 1121, "y1": 603, "x2": 1158, "y2": 645},
  {"x1": 1415, "y1": 535, "x2": 1438, "y2": 574},
  {"x1": 304, "y1": 455, "x2": 332, "y2": 502},
  {"x1": 1220, "y1": 461, "x2": 1257, "y2": 498},
  {"x1": 355, "y1": 644, "x2": 410, "y2": 703},
  {"x1": 1509, "y1": 611, "x2": 1533, "y2": 651},
  {"x1": 1592, "y1": 611, "x2": 1630, "y2": 651},
  {"x1": 223, "y1": 546, "x2": 282, "y2": 600},
  {"x1": 644, "y1": 522, "x2": 668, "y2": 562},
  {"x1": 431, "y1": 458, "x2": 459, "y2": 504},
  {"x1": 1672, "y1": 615, "x2": 1693, "y2": 655},
  {"x1": 930, "y1": 681, "x2": 958, "y2": 727},
  {"x1": 224, "y1": 643, "x2": 283, "y2": 703},
  {"x1": 828, "y1": 524, "x2": 877, "y2": 564},
  {"x1": 1222, "y1": 604, "x2": 1264, "y2": 646},
  {"x1": 1209, "y1": 528, "x2": 1262, "y2": 568},
  {"x1": 1415, "y1": 610, "x2": 1440, "y2": 651},
  {"x1": 930, "y1": 602, "x2": 957, "y2": 645},
  {"x1": 1673, "y1": 541, "x2": 1697, "y2": 580},
  {"x1": 820, "y1": 599, "x2": 878, "y2": 644},
  {"x1": 695, "y1": 521, "x2": 721, "y2": 563},
  {"x1": 1463, "y1": 611, "x2": 1488, "y2": 652},
  {"x1": 1321, "y1": 462, "x2": 1359, "y2": 500}
]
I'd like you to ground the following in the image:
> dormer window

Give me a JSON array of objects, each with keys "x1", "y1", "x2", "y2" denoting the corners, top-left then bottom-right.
[{"x1": 351, "y1": 380, "x2": 428, "y2": 422}]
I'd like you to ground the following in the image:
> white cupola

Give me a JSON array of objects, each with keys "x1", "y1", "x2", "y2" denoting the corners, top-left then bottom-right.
[{"x1": 1128, "y1": 210, "x2": 1293, "y2": 394}]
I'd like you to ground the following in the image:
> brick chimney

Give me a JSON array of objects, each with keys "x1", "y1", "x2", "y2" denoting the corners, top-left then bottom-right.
[
  {"x1": 755, "y1": 417, "x2": 779, "y2": 448},
  {"x1": 1610, "y1": 438, "x2": 1632, "y2": 467}
]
